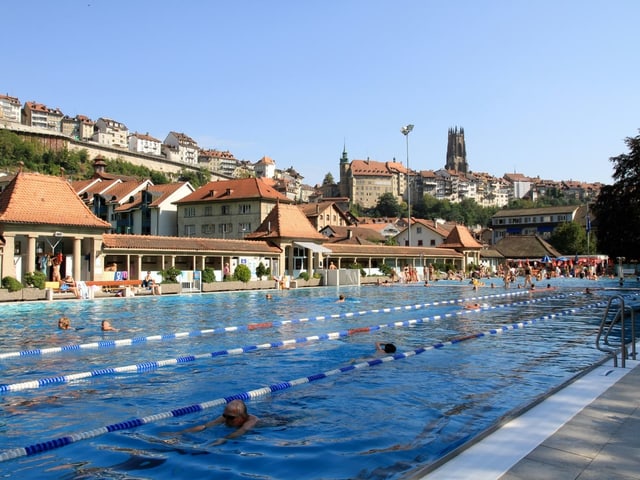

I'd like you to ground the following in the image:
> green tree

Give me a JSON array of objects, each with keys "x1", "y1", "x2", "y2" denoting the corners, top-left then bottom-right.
[
  {"x1": 548, "y1": 222, "x2": 587, "y2": 255},
  {"x1": 375, "y1": 192, "x2": 401, "y2": 217},
  {"x1": 255, "y1": 262, "x2": 270, "y2": 280},
  {"x1": 234, "y1": 264, "x2": 252, "y2": 283},
  {"x1": 592, "y1": 130, "x2": 640, "y2": 261},
  {"x1": 178, "y1": 168, "x2": 211, "y2": 189},
  {"x1": 322, "y1": 172, "x2": 335, "y2": 185}
]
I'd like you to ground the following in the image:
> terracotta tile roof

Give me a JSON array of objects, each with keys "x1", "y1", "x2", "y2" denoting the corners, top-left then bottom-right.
[
  {"x1": 350, "y1": 159, "x2": 393, "y2": 176},
  {"x1": 246, "y1": 202, "x2": 325, "y2": 241},
  {"x1": 322, "y1": 225, "x2": 385, "y2": 243},
  {"x1": 439, "y1": 225, "x2": 483, "y2": 249},
  {"x1": 176, "y1": 178, "x2": 292, "y2": 204},
  {"x1": 114, "y1": 183, "x2": 190, "y2": 211},
  {"x1": 169, "y1": 131, "x2": 198, "y2": 147},
  {"x1": 130, "y1": 132, "x2": 161, "y2": 143},
  {"x1": 0, "y1": 172, "x2": 111, "y2": 228},
  {"x1": 326, "y1": 243, "x2": 463, "y2": 259},
  {"x1": 102, "y1": 233, "x2": 281, "y2": 254},
  {"x1": 70, "y1": 178, "x2": 100, "y2": 195},
  {"x1": 100, "y1": 180, "x2": 149, "y2": 204},
  {"x1": 256, "y1": 156, "x2": 275, "y2": 165},
  {"x1": 412, "y1": 218, "x2": 451, "y2": 237},
  {"x1": 494, "y1": 235, "x2": 563, "y2": 259}
]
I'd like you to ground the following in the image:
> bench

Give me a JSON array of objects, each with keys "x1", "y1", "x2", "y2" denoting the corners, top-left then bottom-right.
[
  {"x1": 85, "y1": 279, "x2": 142, "y2": 297},
  {"x1": 44, "y1": 281, "x2": 77, "y2": 300}
]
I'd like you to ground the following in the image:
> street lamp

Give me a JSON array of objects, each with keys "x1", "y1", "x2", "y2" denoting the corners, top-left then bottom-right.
[{"x1": 401, "y1": 124, "x2": 414, "y2": 247}]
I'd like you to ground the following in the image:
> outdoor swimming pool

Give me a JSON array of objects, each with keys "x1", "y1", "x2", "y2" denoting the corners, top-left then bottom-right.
[{"x1": 0, "y1": 278, "x2": 634, "y2": 479}]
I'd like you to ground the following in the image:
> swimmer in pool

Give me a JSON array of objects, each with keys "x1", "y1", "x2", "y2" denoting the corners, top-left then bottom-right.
[
  {"x1": 179, "y1": 399, "x2": 258, "y2": 445},
  {"x1": 376, "y1": 342, "x2": 397, "y2": 354}
]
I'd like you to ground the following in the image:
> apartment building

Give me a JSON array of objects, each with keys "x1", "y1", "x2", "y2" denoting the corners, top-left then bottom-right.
[
  {"x1": 0, "y1": 94, "x2": 21, "y2": 124},
  {"x1": 93, "y1": 117, "x2": 129, "y2": 149},
  {"x1": 175, "y1": 177, "x2": 293, "y2": 239},
  {"x1": 61, "y1": 114, "x2": 95, "y2": 141},
  {"x1": 128, "y1": 132, "x2": 162, "y2": 156},
  {"x1": 21, "y1": 101, "x2": 64, "y2": 131},
  {"x1": 163, "y1": 131, "x2": 199, "y2": 164},
  {"x1": 491, "y1": 205, "x2": 589, "y2": 244}
]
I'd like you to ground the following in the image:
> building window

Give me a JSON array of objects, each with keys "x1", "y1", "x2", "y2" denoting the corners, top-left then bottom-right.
[
  {"x1": 184, "y1": 224, "x2": 196, "y2": 237},
  {"x1": 239, "y1": 204, "x2": 251, "y2": 214},
  {"x1": 239, "y1": 223, "x2": 251, "y2": 234},
  {"x1": 218, "y1": 223, "x2": 232, "y2": 234},
  {"x1": 430, "y1": 239, "x2": 436, "y2": 246},
  {"x1": 221, "y1": 205, "x2": 230, "y2": 215},
  {"x1": 201, "y1": 224, "x2": 214, "y2": 234},
  {"x1": 184, "y1": 207, "x2": 196, "y2": 217},
  {"x1": 204, "y1": 206, "x2": 213, "y2": 216},
  {"x1": 417, "y1": 227, "x2": 422, "y2": 234}
]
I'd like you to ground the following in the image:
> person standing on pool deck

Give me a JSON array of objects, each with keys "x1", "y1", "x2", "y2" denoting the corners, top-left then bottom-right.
[{"x1": 181, "y1": 399, "x2": 258, "y2": 444}]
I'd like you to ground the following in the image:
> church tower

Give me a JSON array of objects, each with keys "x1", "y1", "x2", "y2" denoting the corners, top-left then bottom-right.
[
  {"x1": 445, "y1": 126, "x2": 468, "y2": 173},
  {"x1": 339, "y1": 143, "x2": 350, "y2": 198}
]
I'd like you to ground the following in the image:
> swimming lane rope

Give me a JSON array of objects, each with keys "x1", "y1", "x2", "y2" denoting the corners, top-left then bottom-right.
[
  {"x1": 0, "y1": 297, "x2": 616, "y2": 462},
  {"x1": 0, "y1": 292, "x2": 588, "y2": 394},
  {"x1": 0, "y1": 290, "x2": 534, "y2": 361}
]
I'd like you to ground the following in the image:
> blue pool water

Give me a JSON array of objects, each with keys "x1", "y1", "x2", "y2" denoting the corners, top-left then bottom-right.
[{"x1": 0, "y1": 278, "x2": 633, "y2": 479}]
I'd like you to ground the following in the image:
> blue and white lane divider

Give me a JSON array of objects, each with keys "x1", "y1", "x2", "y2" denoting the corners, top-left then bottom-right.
[
  {"x1": 0, "y1": 290, "x2": 535, "y2": 361},
  {"x1": 0, "y1": 294, "x2": 592, "y2": 394},
  {"x1": 0, "y1": 298, "x2": 614, "y2": 463}
]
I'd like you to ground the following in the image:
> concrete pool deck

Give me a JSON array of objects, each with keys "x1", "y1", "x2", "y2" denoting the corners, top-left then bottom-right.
[{"x1": 415, "y1": 356, "x2": 640, "y2": 480}]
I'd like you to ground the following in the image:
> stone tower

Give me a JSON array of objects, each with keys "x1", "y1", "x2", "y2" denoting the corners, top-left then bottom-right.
[
  {"x1": 339, "y1": 143, "x2": 350, "y2": 198},
  {"x1": 445, "y1": 126, "x2": 468, "y2": 173}
]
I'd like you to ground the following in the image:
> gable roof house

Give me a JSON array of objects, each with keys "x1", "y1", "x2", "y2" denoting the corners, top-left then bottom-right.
[
  {"x1": 395, "y1": 218, "x2": 452, "y2": 248},
  {"x1": 92, "y1": 117, "x2": 129, "y2": 149},
  {"x1": 298, "y1": 201, "x2": 351, "y2": 231},
  {"x1": 21, "y1": 101, "x2": 64, "y2": 131},
  {"x1": 113, "y1": 182, "x2": 194, "y2": 236},
  {"x1": 72, "y1": 174, "x2": 153, "y2": 234},
  {"x1": 245, "y1": 201, "x2": 331, "y2": 276},
  {"x1": 128, "y1": 132, "x2": 163, "y2": 156},
  {"x1": 345, "y1": 159, "x2": 403, "y2": 209},
  {"x1": 438, "y1": 224, "x2": 484, "y2": 269},
  {"x1": 175, "y1": 177, "x2": 293, "y2": 240},
  {"x1": 163, "y1": 131, "x2": 199, "y2": 165},
  {"x1": 0, "y1": 171, "x2": 111, "y2": 282},
  {"x1": 0, "y1": 94, "x2": 22, "y2": 125}
]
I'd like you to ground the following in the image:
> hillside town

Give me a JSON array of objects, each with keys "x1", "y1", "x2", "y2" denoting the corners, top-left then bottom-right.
[{"x1": 0, "y1": 92, "x2": 605, "y2": 297}]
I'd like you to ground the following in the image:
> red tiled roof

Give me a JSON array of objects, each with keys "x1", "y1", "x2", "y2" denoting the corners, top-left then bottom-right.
[
  {"x1": 0, "y1": 172, "x2": 111, "y2": 228},
  {"x1": 102, "y1": 233, "x2": 281, "y2": 254},
  {"x1": 438, "y1": 225, "x2": 483, "y2": 249},
  {"x1": 350, "y1": 159, "x2": 393, "y2": 176},
  {"x1": 115, "y1": 183, "x2": 190, "y2": 211},
  {"x1": 176, "y1": 178, "x2": 292, "y2": 204},
  {"x1": 327, "y1": 243, "x2": 463, "y2": 258},
  {"x1": 246, "y1": 202, "x2": 325, "y2": 241}
]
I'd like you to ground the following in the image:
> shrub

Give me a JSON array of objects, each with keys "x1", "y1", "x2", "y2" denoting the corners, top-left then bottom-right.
[
  {"x1": 160, "y1": 266, "x2": 182, "y2": 284},
  {"x1": 23, "y1": 271, "x2": 47, "y2": 289},
  {"x1": 379, "y1": 263, "x2": 394, "y2": 276},
  {"x1": 234, "y1": 264, "x2": 251, "y2": 283},
  {"x1": 298, "y1": 271, "x2": 310, "y2": 281},
  {"x1": 2, "y1": 276, "x2": 23, "y2": 292},
  {"x1": 201, "y1": 267, "x2": 216, "y2": 283},
  {"x1": 256, "y1": 262, "x2": 270, "y2": 280}
]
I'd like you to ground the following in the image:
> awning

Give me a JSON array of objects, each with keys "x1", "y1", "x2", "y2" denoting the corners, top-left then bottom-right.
[{"x1": 294, "y1": 241, "x2": 332, "y2": 254}]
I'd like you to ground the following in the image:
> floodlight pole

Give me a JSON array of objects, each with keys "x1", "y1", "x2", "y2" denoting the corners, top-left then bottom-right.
[{"x1": 401, "y1": 124, "x2": 414, "y2": 247}]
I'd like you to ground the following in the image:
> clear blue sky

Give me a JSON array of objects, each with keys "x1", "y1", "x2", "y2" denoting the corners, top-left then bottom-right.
[{"x1": 4, "y1": 1, "x2": 639, "y2": 186}]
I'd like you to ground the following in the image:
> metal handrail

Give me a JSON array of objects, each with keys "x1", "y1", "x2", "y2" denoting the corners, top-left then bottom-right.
[{"x1": 596, "y1": 295, "x2": 638, "y2": 367}]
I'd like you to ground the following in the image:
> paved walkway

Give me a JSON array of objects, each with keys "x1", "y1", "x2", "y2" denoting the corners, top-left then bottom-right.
[{"x1": 415, "y1": 357, "x2": 640, "y2": 480}]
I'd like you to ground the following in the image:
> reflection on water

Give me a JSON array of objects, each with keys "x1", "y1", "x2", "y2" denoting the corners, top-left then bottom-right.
[{"x1": 0, "y1": 278, "x2": 628, "y2": 479}]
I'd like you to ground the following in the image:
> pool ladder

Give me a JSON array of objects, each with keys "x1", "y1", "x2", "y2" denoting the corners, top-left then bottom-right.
[{"x1": 596, "y1": 295, "x2": 638, "y2": 367}]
